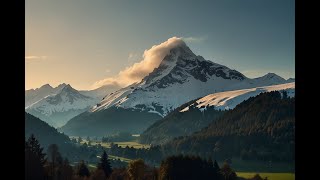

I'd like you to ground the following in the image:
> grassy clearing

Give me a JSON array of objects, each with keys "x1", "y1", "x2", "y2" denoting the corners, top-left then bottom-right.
[
  {"x1": 108, "y1": 155, "x2": 132, "y2": 163},
  {"x1": 79, "y1": 140, "x2": 150, "y2": 149},
  {"x1": 237, "y1": 172, "x2": 295, "y2": 180},
  {"x1": 112, "y1": 141, "x2": 150, "y2": 149}
]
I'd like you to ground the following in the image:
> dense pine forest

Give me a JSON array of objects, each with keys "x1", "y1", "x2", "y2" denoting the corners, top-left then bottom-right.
[{"x1": 163, "y1": 91, "x2": 295, "y2": 162}]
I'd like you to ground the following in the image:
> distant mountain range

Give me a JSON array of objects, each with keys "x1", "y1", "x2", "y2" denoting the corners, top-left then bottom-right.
[
  {"x1": 90, "y1": 44, "x2": 292, "y2": 117},
  {"x1": 60, "y1": 40, "x2": 294, "y2": 136},
  {"x1": 25, "y1": 82, "x2": 121, "y2": 128},
  {"x1": 25, "y1": 84, "x2": 99, "y2": 127},
  {"x1": 25, "y1": 83, "x2": 67, "y2": 107}
]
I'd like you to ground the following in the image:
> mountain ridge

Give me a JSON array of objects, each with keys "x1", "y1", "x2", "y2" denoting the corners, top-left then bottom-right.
[
  {"x1": 61, "y1": 39, "x2": 292, "y2": 136},
  {"x1": 25, "y1": 84, "x2": 99, "y2": 127},
  {"x1": 91, "y1": 41, "x2": 289, "y2": 117}
]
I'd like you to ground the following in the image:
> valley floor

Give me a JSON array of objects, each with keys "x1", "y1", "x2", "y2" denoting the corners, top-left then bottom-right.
[{"x1": 237, "y1": 172, "x2": 295, "y2": 180}]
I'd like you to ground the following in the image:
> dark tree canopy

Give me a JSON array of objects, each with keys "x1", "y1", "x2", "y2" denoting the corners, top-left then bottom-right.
[
  {"x1": 97, "y1": 150, "x2": 113, "y2": 178},
  {"x1": 26, "y1": 134, "x2": 46, "y2": 166},
  {"x1": 159, "y1": 155, "x2": 222, "y2": 180},
  {"x1": 164, "y1": 91, "x2": 295, "y2": 162},
  {"x1": 77, "y1": 160, "x2": 90, "y2": 177}
]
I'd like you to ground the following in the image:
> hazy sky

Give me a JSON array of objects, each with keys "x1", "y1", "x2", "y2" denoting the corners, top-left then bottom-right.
[{"x1": 26, "y1": 0, "x2": 295, "y2": 90}]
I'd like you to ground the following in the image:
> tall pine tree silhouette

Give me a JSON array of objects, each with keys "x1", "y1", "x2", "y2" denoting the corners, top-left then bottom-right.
[
  {"x1": 97, "y1": 150, "x2": 113, "y2": 178},
  {"x1": 26, "y1": 134, "x2": 46, "y2": 165},
  {"x1": 77, "y1": 160, "x2": 90, "y2": 177}
]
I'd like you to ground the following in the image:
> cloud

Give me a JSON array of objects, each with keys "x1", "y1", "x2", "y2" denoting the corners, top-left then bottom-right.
[
  {"x1": 92, "y1": 37, "x2": 186, "y2": 89},
  {"x1": 182, "y1": 36, "x2": 206, "y2": 43},
  {"x1": 128, "y1": 52, "x2": 139, "y2": 60},
  {"x1": 25, "y1": 56, "x2": 47, "y2": 62}
]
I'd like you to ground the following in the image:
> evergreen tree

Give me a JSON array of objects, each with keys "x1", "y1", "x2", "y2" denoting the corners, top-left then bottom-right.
[
  {"x1": 25, "y1": 139, "x2": 45, "y2": 180},
  {"x1": 97, "y1": 150, "x2": 113, "y2": 178},
  {"x1": 77, "y1": 160, "x2": 90, "y2": 177},
  {"x1": 25, "y1": 149, "x2": 45, "y2": 180},
  {"x1": 26, "y1": 134, "x2": 46, "y2": 165},
  {"x1": 47, "y1": 144, "x2": 63, "y2": 179}
]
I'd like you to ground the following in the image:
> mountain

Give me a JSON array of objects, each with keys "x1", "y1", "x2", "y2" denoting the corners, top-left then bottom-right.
[
  {"x1": 59, "y1": 106, "x2": 161, "y2": 137},
  {"x1": 250, "y1": 73, "x2": 287, "y2": 87},
  {"x1": 25, "y1": 112, "x2": 71, "y2": 148},
  {"x1": 180, "y1": 82, "x2": 295, "y2": 112},
  {"x1": 286, "y1": 78, "x2": 295, "y2": 83},
  {"x1": 139, "y1": 102, "x2": 225, "y2": 145},
  {"x1": 92, "y1": 42, "x2": 287, "y2": 117},
  {"x1": 25, "y1": 84, "x2": 99, "y2": 128},
  {"x1": 25, "y1": 83, "x2": 67, "y2": 107},
  {"x1": 25, "y1": 112, "x2": 94, "y2": 163},
  {"x1": 164, "y1": 91, "x2": 295, "y2": 163},
  {"x1": 79, "y1": 83, "x2": 122, "y2": 100},
  {"x1": 140, "y1": 82, "x2": 294, "y2": 145},
  {"x1": 61, "y1": 40, "x2": 288, "y2": 136}
]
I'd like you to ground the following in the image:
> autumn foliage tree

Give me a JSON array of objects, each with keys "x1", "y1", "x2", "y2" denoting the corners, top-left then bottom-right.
[{"x1": 127, "y1": 159, "x2": 146, "y2": 180}]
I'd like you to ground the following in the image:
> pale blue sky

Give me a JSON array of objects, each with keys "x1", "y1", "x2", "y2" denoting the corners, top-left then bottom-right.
[{"x1": 26, "y1": 0, "x2": 295, "y2": 90}]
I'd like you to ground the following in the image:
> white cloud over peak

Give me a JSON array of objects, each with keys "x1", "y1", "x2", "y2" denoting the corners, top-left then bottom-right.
[
  {"x1": 92, "y1": 37, "x2": 185, "y2": 89},
  {"x1": 182, "y1": 36, "x2": 206, "y2": 43}
]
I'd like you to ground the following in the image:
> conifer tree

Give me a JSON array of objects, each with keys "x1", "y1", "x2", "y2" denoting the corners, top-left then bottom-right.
[
  {"x1": 77, "y1": 160, "x2": 90, "y2": 177},
  {"x1": 26, "y1": 134, "x2": 46, "y2": 165},
  {"x1": 97, "y1": 150, "x2": 113, "y2": 178}
]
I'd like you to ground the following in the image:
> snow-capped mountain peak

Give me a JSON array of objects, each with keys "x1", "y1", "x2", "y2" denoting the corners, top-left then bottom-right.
[
  {"x1": 59, "y1": 84, "x2": 79, "y2": 95},
  {"x1": 255, "y1": 72, "x2": 286, "y2": 82},
  {"x1": 40, "y1": 83, "x2": 53, "y2": 89},
  {"x1": 25, "y1": 84, "x2": 99, "y2": 128},
  {"x1": 140, "y1": 42, "x2": 246, "y2": 90},
  {"x1": 92, "y1": 41, "x2": 288, "y2": 117},
  {"x1": 25, "y1": 83, "x2": 68, "y2": 107}
]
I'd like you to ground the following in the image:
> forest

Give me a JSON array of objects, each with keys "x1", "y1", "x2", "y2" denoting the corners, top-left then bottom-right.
[{"x1": 26, "y1": 134, "x2": 268, "y2": 180}]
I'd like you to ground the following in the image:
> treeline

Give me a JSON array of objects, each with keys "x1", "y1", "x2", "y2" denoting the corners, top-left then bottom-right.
[
  {"x1": 26, "y1": 134, "x2": 113, "y2": 180},
  {"x1": 26, "y1": 112, "x2": 101, "y2": 164},
  {"x1": 140, "y1": 100, "x2": 225, "y2": 145},
  {"x1": 101, "y1": 132, "x2": 136, "y2": 142},
  {"x1": 163, "y1": 91, "x2": 295, "y2": 162},
  {"x1": 110, "y1": 143, "x2": 163, "y2": 165},
  {"x1": 26, "y1": 134, "x2": 269, "y2": 180}
]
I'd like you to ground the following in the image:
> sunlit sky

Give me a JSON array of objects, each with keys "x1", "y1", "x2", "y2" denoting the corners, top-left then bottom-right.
[{"x1": 26, "y1": 0, "x2": 295, "y2": 90}]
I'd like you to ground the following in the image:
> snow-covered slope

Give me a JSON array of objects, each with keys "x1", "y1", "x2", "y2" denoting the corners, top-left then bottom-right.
[
  {"x1": 92, "y1": 41, "x2": 288, "y2": 117},
  {"x1": 25, "y1": 84, "x2": 98, "y2": 127},
  {"x1": 79, "y1": 83, "x2": 122, "y2": 101},
  {"x1": 286, "y1": 78, "x2": 295, "y2": 83},
  {"x1": 180, "y1": 82, "x2": 295, "y2": 112},
  {"x1": 25, "y1": 83, "x2": 67, "y2": 107}
]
